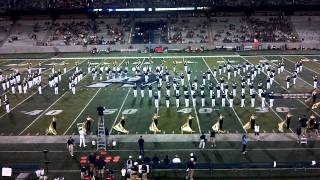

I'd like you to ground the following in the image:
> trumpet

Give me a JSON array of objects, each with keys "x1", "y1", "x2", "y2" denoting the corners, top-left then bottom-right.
[
  {"x1": 45, "y1": 123, "x2": 57, "y2": 135},
  {"x1": 149, "y1": 121, "x2": 161, "y2": 133},
  {"x1": 278, "y1": 121, "x2": 286, "y2": 133}
]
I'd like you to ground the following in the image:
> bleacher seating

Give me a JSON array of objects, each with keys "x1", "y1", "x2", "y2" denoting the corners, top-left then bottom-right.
[{"x1": 291, "y1": 16, "x2": 320, "y2": 43}]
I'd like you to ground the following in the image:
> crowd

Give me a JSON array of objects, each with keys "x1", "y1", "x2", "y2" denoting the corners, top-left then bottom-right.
[
  {"x1": 168, "y1": 17, "x2": 210, "y2": 44},
  {"x1": 249, "y1": 16, "x2": 299, "y2": 43}
]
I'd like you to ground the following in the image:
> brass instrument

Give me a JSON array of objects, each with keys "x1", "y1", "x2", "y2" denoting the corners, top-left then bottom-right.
[
  {"x1": 278, "y1": 121, "x2": 286, "y2": 133},
  {"x1": 312, "y1": 102, "x2": 320, "y2": 109},
  {"x1": 45, "y1": 122, "x2": 57, "y2": 135},
  {"x1": 181, "y1": 121, "x2": 195, "y2": 133},
  {"x1": 149, "y1": 121, "x2": 161, "y2": 133},
  {"x1": 113, "y1": 123, "x2": 129, "y2": 134},
  {"x1": 243, "y1": 121, "x2": 251, "y2": 130},
  {"x1": 212, "y1": 121, "x2": 225, "y2": 133}
]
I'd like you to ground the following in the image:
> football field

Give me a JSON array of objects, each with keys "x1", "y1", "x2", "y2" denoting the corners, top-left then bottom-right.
[{"x1": 0, "y1": 53, "x2": 319, "y2": 136}]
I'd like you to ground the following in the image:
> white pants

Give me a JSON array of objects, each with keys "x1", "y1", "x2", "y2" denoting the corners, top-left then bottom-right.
[
  {"x1": 229, "y1": 99, "x2": 233, "y2": 107},
  {"x1": 233, "y1": 89, "x2": 236, "y2": 97},
  {"x1": 228, "y1": 72, "x2": 230, "y2": 80},
  {"x1": 185, "y1": 99, "x2": 189, "y2": 107},
  {"x1": 72, "y1": 87, "x2": 75, "y2": 94},
  {"x1": 287, "y1": 82, "x2": 290, "y2": 89},
  {"x1": 155, "y1": 99, "x2": 159, "y2": 109},
  {"x1": 217, "y1": 90, "x2": 220, "y2": 98},
  {"x1": 133, "y1": 90, "x2": 137, "y2": 97},
  {"x1": 258, "y1": 89, "x2": 262, "y2": 97},
  {"x1": 314, "y1": 82, "x2": 317, "y2": 89},
  {"x1": 201, "y1": 98, "x2": 205, "y2": 107},
  {"x1": 149, "y1": 90, "x2": 152, "y2": 98},
  {"x1": 210, "y1": 90, "x2": 213, "y2": 98},
  {"x1": 234, "y1": 71, "x2": 237, "y2": 77},
  {"x1": 166, "y1": 100, "x2": 170, "y2": 108},
  {"x1": 199, "y1": 139, "x2": 205, "y2": 149},
  {"x1": 176, "y1": 99, "x2": 180, "y2": 108},
  {"x1": 261, "y1": 98, "x2": 265, "y2": 108},
  {"x1": 39, "y1": 87, "x2": 42, "y2": 95},
  {"x1": 293, "y1": 78, "x2": 296, "y2": 85},
  {"x1": 141, "y1": 90, "x2": 144, "y2": 98},
  {"x1": 241, "y1": 99, "x2": 245, "y2": 107},
  {"x1": 187, "y1": 74, "x2": 191, "y2": 82},
  {"x1": 222, "y1": 98, "x2": 225, "y2": 107},
  {"x1": 54, "y1": 87, "x2": 58, "y2": 95},
  {"x1": 192, "y1": 99, "x2": 196, "y2": 107},
  {"x1": 6, "y1": 104, "x2": 10, "y2": 113},
  {"x1": 270, "y1": 99, "x2": 274, "y2": 108},
  {"x1": 251, "y1": 98, "x2": 255, "y2": 107},
  {"x1": 181, "y1": 79, "x2": 184, "y2": 86},
  {"x1": 79, "y1": 136, "x2": 86, "y2": 147},
  {"x1": 158, "y1": 91, "x2": 161, "y2": 99},
  {"x1": 203, "y1": 79, "x2": 206, "y2": 85},
  {"x1": 242, "y1": 88, "x2": 245, "y2": 94},
  {"x1": 166, "y1": 90, "x2": 170, "y2": 96},
  {"x1": 212, "y1": 99, "x2": 216, "y2": 107},
  {"x1": 267, "y1": 82, "x2": 270, "y2": 89}
]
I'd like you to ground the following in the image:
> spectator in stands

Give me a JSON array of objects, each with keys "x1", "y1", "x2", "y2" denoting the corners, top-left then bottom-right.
[
  {"x1": 143, "y1": 156, "x2": 151, "y2": 164},
  {"x1": 209, "y1": 130, "x2": 216, "y2": 148},
  {"x1": 97, "y1": 156, "x2": 106, "y2": 179},
  {"x1": 138, "y1": 136, "x2": 145, "y2": 156},
  {"x1": 80, "y1": 164, "x2": 87, "y2": 179},
  {"x1": 152, "y1": 155, "x2": 160, "y2": 165},
  {"x1": 88, "y1": 152, "x2": 96, "y2": 167},
  {"x1": 172, "y1": 155, "x2": 181, "y2": 164},
  {"x1": 163, "y1": 155, "x2": 170, "y2": 165},
  {"x1": 241, "y1": 134, "x2": 248, "y2": 155},
  {"x1": 186, "y1": 158, "x2": 195, "y2": 180},
  {"x1": 126, "y1": 155, "x2": 133, "y2": 169}
]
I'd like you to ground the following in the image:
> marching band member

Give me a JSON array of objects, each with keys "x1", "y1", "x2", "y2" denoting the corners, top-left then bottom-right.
[
  {"x1": 269, "y1": 92, "x2": 274, "y2": 108},
  {"x1": 140, "y1": 85, "x2": 145, "y2": 98},
  {"x1": 184, "y1": 92, "x2": 190, "y2": 108},
  {"x1": 211, "y1": 92, "x2": 216, "y2": 107},
  {"x1": 250, "y1": 93, "x2": 256, "y2": 108},
  {"x1": 229, "y1": 92, "x2": 234, "y2": 108},
  {"x1": 176, "y1": 93, "x2": 180, "y2": 108},
  {"x1": 133, "y1": 84, "x2": 137, "y2": 98},
  {"x1": 221, "y1": 91, "x2": 226, "y2": 107},
  {"x1": 313, "y1": 76, "x2": 318, "y2": 89},
  {"x1": 250, "y1": 113, "x2": 256, "y2": 130},
  {"x1": 148, "y1": 85, "x2": 153, "y2": 98},
  {"x1": 286, "y1": 76, "x2": 291, "y2": 89},
  {"x1": 241, "y1": 93, "x2": 245, "y2": 108},
  {"x1": 165, "y1": 95, "x2": 170, "y2": 108},
  {"x1": 201, "y1": 93, "x2": 205, "y2": 108}
]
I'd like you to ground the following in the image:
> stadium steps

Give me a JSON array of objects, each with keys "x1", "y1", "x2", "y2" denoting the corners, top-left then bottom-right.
[
  {"x1": 289, "y1": 16, "x2": 301, "y2": 42},
  {"x1": 0, "y1": 21, "x2": 16, "y2": 47},
  {"x1": 41, "y1": 23, "x2": 53, "y2": 44}
]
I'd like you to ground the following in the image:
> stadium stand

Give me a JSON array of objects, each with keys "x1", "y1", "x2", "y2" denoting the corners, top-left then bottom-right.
[
  {"x1": 291, "y1": 16, "x2": 320, "y2": 43},
  {"x1": 168, "y1": 17, "x2": 210, "y2": 44},
  {"x1": 3, "y1": 20, "x2": 51, "y2": 46}
]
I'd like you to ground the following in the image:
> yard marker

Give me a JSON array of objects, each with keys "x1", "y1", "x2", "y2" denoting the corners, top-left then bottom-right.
[
  {"x1": 202, "y1": 57, "x2": 246, "y2": 133},
  {"x1": 19, "y1": 91, "x2": 69, "y2": 135}
]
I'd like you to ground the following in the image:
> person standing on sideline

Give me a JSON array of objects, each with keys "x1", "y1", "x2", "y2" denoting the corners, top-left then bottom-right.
[
  {"x1": 66, "y1": 137, "x2": 75, "y2": 157},
  {"x1": 186, "y1": 158, "x2": 195, "y2": 180},
  {"x1": 79, "y1": 128, "x2": 87, "y2": 147},
  {"x1": 209, "y1": 130, "x2": 216, "y2": 148},
  {"x1": 241, "y1": 134, "x2": 248, "y2": 155},
  {"x1": 198, "y1": 133, "x2": 206, "y2": 149},
  {"x1": 254, "y1": 124, "x2": 260, "y2": 141},
  {"x1": 296, "y1": 126, "x2": 302, "y2": 143},
  {"x1": 138, "y1": 136, "x2": 145, "y2": 156}
]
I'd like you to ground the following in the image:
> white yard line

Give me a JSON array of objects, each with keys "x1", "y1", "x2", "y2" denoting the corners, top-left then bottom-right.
[
  {"x1": 202, "y1": 57, "x2": 246, "y2": 133},
  {"x1": 240, "y1": 57, "x2": 294, "y2": 133},
  {"x1": 0, "y1": 59, "x2": 87, "y2": 121},
  {"x1": 19, "y1": 91, "x2": 69, "y2": 135},
  {"x1": 184, "y1": 57, "x2": 202, "y2": 133}
]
